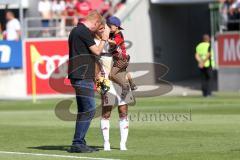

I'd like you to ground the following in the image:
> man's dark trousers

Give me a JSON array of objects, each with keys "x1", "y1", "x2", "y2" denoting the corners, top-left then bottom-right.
[
  {"x1": 71, "y1": 79, "x2": 96, "y2": 145},
  {"x1": 200, "y1": 67, "x2": 213, "y2": 97}
]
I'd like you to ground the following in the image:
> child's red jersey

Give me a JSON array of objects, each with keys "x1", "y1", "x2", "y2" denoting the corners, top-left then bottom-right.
[{"x1": 109, "y1": 32, "x2": 127, "y2": 59}]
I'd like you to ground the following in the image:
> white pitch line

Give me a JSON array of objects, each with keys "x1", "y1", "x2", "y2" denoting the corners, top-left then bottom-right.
[{"x1": 0, "y1": 151, "x2": 120, "y2": 160}]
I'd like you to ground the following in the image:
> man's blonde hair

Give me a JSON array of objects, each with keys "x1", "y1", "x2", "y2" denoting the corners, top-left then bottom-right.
[{"x1": 86, "y1": 10, "x2": 103, "y2": 23}]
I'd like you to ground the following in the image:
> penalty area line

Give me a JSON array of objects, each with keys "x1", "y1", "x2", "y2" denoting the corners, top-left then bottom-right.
[{"x1": 0, "y1": 151, "x2": 120, "y2": 160}]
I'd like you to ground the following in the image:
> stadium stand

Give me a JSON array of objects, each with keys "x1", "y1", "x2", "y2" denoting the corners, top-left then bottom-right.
[
  {"x1": 22, "y1": 0, "x2": 127, "y2": 38},
  {"x1": 0, "y1": 0, "x2": 128, "y2": 39}
]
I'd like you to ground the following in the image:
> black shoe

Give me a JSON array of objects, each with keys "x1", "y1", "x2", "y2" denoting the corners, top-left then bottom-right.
[{"x1": 68, "y1": 144, "x2": 93, "y2": 153}]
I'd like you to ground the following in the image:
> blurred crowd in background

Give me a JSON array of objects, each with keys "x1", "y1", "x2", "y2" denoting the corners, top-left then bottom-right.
[
  {"x1": 0, "y1": 0, "x2": 127, "y2": 39},
  {"x1": 37, "y1": 0, "x2": 127, "y2": 37},
  {"x1": 219, "y1": 0, "x2": 240, "y2": 31}
]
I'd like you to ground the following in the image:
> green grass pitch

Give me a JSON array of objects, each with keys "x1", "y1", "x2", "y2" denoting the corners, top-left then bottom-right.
[{"x1": 0, "y1": 93, "x2": 240, "y2": 160}]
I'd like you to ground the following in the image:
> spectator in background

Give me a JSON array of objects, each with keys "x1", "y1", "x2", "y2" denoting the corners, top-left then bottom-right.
[
  {"x1": 104, "y1": 0, "x2": 126, "y2": 17},
  {"x1": 219, "y1": 0, "x2": 240, "y2": 31},
  {"x1": 38, "y1": 0, "x2": 52, "y2": 37},
  {"x1": 75, "y1": 0, "x2": 92, "y2": 19},
  {"x1": 100, "y1": 0, "x2": 111, "y2": 15},
  {"x1": 65, "y1": 0, "x2": 77, "y2": 27},
  {"x1": 219, "y1": 0, "x2": 231, "y2": 30},
  {"x1": 5, "y1": 11, "x2": 21, "y2": 41},
  {"x1": 52, "y1": 0, "x2": 66, "y2": 36},
  {"x1": 52, "y1": 0, "x2": 66, "y2": 18},
  {"x1": 228, "y1": 0, "x2": 240, "y2": 30}
]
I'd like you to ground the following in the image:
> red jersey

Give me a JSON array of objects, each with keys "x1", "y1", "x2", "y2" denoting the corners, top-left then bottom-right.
[{"x1": 109, "y1": 32, "x2": 127, "y2": 59}]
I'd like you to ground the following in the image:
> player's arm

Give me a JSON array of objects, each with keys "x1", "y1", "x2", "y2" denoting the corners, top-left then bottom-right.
[
  {"x1": 89, "y1": 24, "x2": 110, "y2": 56},
  {"x1": 89, "y1": 40, "x2": 107, "y2": 56}
]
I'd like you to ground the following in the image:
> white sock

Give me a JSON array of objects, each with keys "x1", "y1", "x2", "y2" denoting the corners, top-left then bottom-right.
[
  {"x1": 101, "y1": 118, "x2": 110, "y2": 143},
  {"x1": 119, "y1": 117, "x2": 129, "y2": 147}
]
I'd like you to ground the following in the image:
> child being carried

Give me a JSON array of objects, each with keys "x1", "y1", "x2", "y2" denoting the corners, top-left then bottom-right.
[{"x1": 107, "y1": 16, "x2": 137, "y2": 98}]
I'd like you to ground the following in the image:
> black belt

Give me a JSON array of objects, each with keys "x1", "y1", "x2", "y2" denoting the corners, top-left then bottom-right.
[{"x1": 101, "y1": 53, "x2": 112, "y2": 57}]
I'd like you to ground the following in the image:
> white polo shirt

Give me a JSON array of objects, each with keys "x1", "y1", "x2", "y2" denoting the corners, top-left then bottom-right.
[{"x1": 6, "y1": 18, "x2": 21, "y2": 41}]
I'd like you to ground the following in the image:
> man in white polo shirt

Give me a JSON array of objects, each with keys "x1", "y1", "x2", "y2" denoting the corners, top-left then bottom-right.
[{"x1": 5, "y1": 11, "x2": 21, "y2": 41}]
